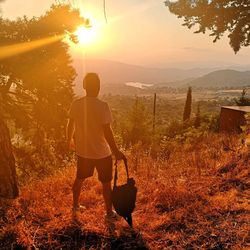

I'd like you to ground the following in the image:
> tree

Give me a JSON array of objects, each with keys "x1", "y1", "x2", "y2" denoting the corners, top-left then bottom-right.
[
  {"x1": 0, "y1": 117, "x2": 19, "y2": 198},
  {"x1": 183, "y1": 87, "x2": 192, "y2": 122},
  {"x1": 235, "y1": 88, "x2": 250, "y2": 106},
  {"x1": 0, "y1": 4, "x2": 85, "y2": 142},
  {"x1": 0, "y1": 4, "x2": 85, "y2": 197},
  {"x1": 121, "y1": 97, "x2": 151, "y2": 146},
  {"x1": 165, "y1": 0, "x2": 250, "y2": 53},
  {"x1": 0, "y1": 0, "x2": 19, "y2": 199}
]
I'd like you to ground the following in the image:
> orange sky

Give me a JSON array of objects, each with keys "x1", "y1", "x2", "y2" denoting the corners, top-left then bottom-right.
[{"x1": 1, "y1": 0, "x2": 250, "y2": 69}]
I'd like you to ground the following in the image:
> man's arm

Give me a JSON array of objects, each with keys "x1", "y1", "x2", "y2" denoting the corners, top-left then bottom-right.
[
  {"x1": 103, "y1": 123, "x2": 126, "y2": 160},
  {"x1": 66, "y1": 118, "x2": 75, "y2": 150}
]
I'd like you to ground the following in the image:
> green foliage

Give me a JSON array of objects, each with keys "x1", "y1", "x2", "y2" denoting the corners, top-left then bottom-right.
[
  {"x1": 239, "y1": 113, "x2": 250, "y2": 146},
  {"x1": 234, "y1": 89, "x2": 250, "y2": 106},
  {"x1": 0, "y1": 4, "x2": 85, "y2": 179},
  {"x1": 163, "y1": 112, "x2": 220, "y2": 143},
  {"x1": 0, "y1": 4, "x2": 84, "y2": 140},
  {"x1": 194, "y1": 103, "x2": 201, "y2": 128},
  {"x1": 0, "y1": 5, "x2": 84, "y2": 44},
  {"x1": 165, "y1": 0, "x2": 250, "y2": 53},
  {"x1": 120, "y1": 97, "x2": 152, "y2": 147},
  {"x1": 165, "y1": 119, "x2": 184, "y2": 138},
  {"x1": 200, "y1": 113, "x2": 220, "y2": 132},
  {"x1": 12, "y1": 131, "x2": 72, "y2": 183},
  {"x1": 104, "y1": 95, "x2": 222, "y2": 148}
]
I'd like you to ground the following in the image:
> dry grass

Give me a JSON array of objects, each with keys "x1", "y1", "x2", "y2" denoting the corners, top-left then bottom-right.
[{"x1": 0, "y1": 133, "x2": 249, "y2": 249}]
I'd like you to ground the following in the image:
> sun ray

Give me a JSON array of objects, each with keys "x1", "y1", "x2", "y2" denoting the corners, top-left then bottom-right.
[{"x1": 0, "y1": 35, "x2": 64, "y2": 60}]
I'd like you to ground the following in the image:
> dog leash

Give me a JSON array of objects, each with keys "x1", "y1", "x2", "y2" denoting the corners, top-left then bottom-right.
[{"x1": 114, "y1": 158, "x2": 129, "y2": 187}]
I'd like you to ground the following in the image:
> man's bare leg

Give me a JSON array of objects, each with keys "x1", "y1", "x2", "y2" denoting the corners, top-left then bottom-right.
[
  {"x1": 102, "y1": 181, "x2": 113, "y2": 215},
  {"x1": 72, "y1": 178, "x2": 84, "y2": 208}
]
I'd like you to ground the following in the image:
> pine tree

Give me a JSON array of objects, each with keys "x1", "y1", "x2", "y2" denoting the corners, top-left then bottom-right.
[
  {"x1": 183, "y1": 87, "x2": 192, "y2": 122},
  {"x1": 0, "y1": 4, "x2": 85, "y2": 147},
  {"x1": 0, "y1": 4, "x2": 84, "y2": 197}
]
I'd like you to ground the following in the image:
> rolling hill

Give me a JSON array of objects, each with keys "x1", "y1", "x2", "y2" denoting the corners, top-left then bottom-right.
[
  {"x1": 72, "y1": 59, "x2": 215, "y2": 92},
  {"x1": 72, "y1": 60, "x2": 250, "y2": 93},
  {"x1": 188, "y1": 70, "x2": 250, "y2": 88}
]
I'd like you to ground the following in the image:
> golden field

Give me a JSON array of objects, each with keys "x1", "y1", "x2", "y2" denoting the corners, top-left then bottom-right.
[{"x1": 0, "y1": 134, "x2": 249, "y2": 249}]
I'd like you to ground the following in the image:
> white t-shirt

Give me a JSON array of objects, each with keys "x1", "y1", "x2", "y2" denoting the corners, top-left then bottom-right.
[{"x1": 69, "y1": 97, "x2": 112, "y2": 159}]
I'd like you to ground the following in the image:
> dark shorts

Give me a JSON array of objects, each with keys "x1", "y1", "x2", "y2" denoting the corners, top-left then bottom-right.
[{"x1": 76, "y1": 155, "x2": 113, "y2": 183}]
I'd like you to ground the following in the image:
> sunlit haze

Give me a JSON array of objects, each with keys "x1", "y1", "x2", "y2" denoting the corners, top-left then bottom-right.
[
  {"x1": 74, "y1": 25, "x2": 99, "y2": 46},
  {"x1": 1, "y1": 1, "x2": 249, "y2": 247},
  {"x1": 1, "y1": 0, "x2": 250, "y2": 69}
]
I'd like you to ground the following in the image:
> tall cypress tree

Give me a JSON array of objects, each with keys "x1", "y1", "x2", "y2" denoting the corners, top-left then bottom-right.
[{"x1": 183, "y1": 87, "x2": 192, "y2": 122}]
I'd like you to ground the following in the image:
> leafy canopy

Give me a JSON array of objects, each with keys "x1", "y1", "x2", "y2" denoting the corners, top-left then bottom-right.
[
  {"x1": 0, "y1": 4, "x2": 84, "y2": 132},
  {"x1": 165, "y1": 0, "x2": 250, "y2": 53}
]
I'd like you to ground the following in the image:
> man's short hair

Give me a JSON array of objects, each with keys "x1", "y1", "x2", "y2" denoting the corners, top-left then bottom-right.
[{"x1": 83, "y1": 73, "x2": 100, "y2": 95}]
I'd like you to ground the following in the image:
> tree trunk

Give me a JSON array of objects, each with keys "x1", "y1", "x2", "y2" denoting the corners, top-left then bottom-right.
[{"x1": 0, "y1": 118, "x2": 19, "y2": 199}]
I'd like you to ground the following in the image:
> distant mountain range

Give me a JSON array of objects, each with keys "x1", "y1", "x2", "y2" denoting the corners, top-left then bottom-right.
[
  {"x1": 188, "y1": 70, "x2": 250, "y2": 88},
  {"x1": 73, "y1": 59, "x2": 215, "y2": 83},
  {"x1": 72, "y1": 59, "x2": 250, "y2": 93}
]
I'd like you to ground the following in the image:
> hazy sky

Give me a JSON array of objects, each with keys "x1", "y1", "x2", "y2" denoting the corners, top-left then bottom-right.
[{"x1": 1, "y1": 0, "x2": 250, "y2": 69}]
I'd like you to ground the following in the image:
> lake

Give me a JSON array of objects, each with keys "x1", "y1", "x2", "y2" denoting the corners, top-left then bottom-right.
[{"x1": 125, "y1": 82, "x2": 154, "y2": 89}]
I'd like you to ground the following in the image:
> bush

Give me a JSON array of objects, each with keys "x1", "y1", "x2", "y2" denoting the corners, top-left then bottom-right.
[{"x1": 12, "y1": 132, "x2": 72, "y2": 183}]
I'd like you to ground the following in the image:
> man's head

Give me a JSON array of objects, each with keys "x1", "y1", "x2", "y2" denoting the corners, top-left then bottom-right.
[{"x1": 83, "y1": 73, "x2": 100, "y2": 97}]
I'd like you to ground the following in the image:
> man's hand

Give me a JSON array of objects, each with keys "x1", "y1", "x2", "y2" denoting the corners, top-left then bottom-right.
[
  {"x1": 114, "y1": 149, "x2": 126, "y2": 161},
  {"x1": 102, "y1": 123, "x2": 126, "y2": 161}
]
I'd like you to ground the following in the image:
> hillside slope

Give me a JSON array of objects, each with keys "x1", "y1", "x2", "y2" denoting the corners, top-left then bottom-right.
[
  {"x1": 72, "y1": 59, "x2": 214, "y2": 89},
  {"x1": 188, "y1": 70, "x2": 250, "y2": 88},
  {"x1": 0, "y1": 135, "x2": 249, "y2": 249}
]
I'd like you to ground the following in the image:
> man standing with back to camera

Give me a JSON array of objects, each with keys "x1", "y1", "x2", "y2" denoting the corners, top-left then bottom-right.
[{"x1": 67, "y1": 73, "x2": 126, "y2": 221}]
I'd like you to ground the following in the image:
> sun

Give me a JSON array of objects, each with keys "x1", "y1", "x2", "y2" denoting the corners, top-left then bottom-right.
[{"x1": 75, "y1": 26, "x2": 97, "y2": 46}]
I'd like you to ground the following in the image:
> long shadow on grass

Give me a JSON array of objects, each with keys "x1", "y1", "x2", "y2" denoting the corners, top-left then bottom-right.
[{"x1": 47, "y1": 222, "x2": 149, "y2": 250}]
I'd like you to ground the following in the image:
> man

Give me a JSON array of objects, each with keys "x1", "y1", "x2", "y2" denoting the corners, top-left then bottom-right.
[{"x1": 67, "y1": 73, "x2": 125, "y2": 221}]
